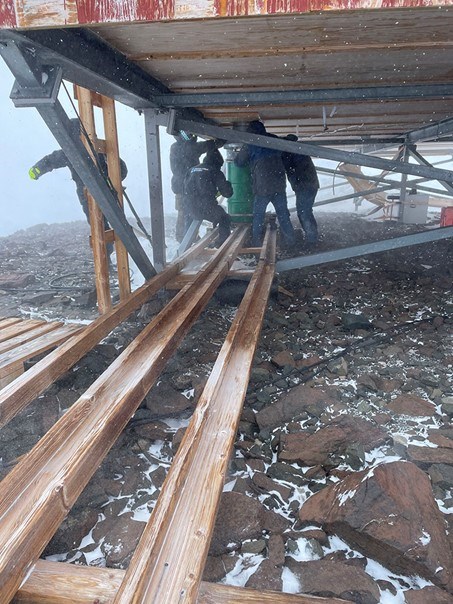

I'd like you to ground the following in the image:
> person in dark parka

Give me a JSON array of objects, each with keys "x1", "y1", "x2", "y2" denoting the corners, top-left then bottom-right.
[
  {"x1": 234, "y1": 120, "x2": 295, "y2": 247},
  {"x1": 170, "y1": 131, "x2": 223, "y2": 242},
  {"x1": 29, "y1": 118, "x2": 128, "y2": 225},
  {"x1": 183, "y1": 149, "x2": 233, "y2": 246},
  {"x1": 282, "y1": 134, "x2": 320, "y2": 244}
]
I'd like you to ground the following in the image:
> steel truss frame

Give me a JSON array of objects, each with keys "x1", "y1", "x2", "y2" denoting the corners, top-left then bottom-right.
[{"x1": 1, "y1": 26, "x2": 452, "y2": 276}]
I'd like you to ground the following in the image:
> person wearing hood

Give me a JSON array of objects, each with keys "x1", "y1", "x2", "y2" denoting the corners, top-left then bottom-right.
[
  {"x1": 29, "y1": 118, "x2": 128, "y2": 258},
  {"x1": 282, "y1": 134, "x2": 319, "y2": 244},
  {"x1": 183, "y1": 149, "x2": 233, "y2": 246},
  {"x1": 170, "y1": 131, "x2": 224, "y2": 242},
  {"x1": 234, "y1": 120, "x2": 295, "y2": 247}
]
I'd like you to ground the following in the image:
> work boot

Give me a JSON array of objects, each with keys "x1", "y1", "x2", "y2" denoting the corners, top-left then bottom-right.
[{"x1": 302, "y1": 218, "x2": 318, "y2": 244}]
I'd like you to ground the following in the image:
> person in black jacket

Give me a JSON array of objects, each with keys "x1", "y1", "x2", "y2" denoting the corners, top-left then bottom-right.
[
  {"x1": 183, "y1": 149, "x2": 233, "y2": 246},
  {"x1": 29, "y1": 119, "x2": 128, "y2": 226},
  {"x1": 282, "y1": 134, "x2": 320, "y2": 244},
  {"x1": 235, "y1": 120, "x2": 295, "y2": 247},
  {"x1": 170, "y1": 131, "x2": 223, "y2": 242}
]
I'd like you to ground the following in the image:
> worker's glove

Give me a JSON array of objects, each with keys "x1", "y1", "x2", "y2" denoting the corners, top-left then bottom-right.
[{"x1": 29, "y1": 167, "x2": 41, "y2": 180}]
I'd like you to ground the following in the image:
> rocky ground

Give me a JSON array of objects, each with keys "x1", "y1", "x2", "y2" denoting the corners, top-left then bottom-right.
[{"x1": 0, "y1": 212, "x2": 452, "y2": 603}]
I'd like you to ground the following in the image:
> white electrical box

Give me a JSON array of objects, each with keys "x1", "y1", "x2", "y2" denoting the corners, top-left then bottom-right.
[{"x1": 401, "y1": 192, "x2": 429, "y2": 224}]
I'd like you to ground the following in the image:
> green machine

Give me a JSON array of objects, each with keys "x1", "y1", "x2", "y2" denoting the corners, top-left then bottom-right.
[{"x1": 225, "y1": 145, "x2": 253, "y2": 223}]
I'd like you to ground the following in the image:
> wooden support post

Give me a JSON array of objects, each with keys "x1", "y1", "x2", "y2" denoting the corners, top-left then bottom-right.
[
  {"x1": 0, "y1": 228, "x2": 247, "y2": 602},
  {"x1": 0, "y1": 230, "x2": 215, "y2": 430},
  {"x1": 76, "y1": 85, "x2": 112, "y2": 314},
  {"x1": 144, "y1": 109, "x2": 166, "y2": 271},
  {"x1": 101, "y1": 95, "x2": 131, "y2": 300},
  {"x1": 113, "y1": 226, "x2": 276, "y2": 603}
]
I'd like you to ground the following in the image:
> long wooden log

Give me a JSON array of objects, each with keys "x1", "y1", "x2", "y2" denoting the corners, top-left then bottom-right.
[
  {"x1": 0, "y1": 318, "x2": 22, "y2": 330},
  {"x1": 113, "y1": 226, "x2": 276, "y2": 603},
  {"x1": 0, "y1": 324, "x2": 82, "y2": 379},
  {"x1": 0, "y1": 227, "x2": 248, "y2": 603},
  {"x1": 14, "y1": 560, "x2": 347, "y2": 604},
  {"x1": 0, "y1": 230, "x2": 215, "y2": 429}
]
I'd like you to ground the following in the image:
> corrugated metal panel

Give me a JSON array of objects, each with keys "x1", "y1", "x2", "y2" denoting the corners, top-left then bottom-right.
[{"x1": 1, "y1": 0, "x2": 451, "y2": 29}]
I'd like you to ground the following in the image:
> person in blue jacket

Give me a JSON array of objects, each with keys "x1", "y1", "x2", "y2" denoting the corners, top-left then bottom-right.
[
  {"x1": 234, "y1": 120, "x2": 295, "y2": 247},
  {"x1": 282, "y1": 134, "x2": 320, "y2": 244}
]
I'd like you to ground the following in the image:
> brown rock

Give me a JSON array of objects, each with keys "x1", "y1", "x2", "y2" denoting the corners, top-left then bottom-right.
[
  {"x1": 245, "y1": 558, "x2": 283, "y2": 591},
  {"x1": 268, "y1": 533, "x2": 285, "y2": 567},
  {"x1": 279, "y1": 416, "x2": 388, "y2": 467},
  {"x1": 404, "y1": 586, "x2": 453, "y2": 603},
  {"x1": 388, "y1": 394, "x2": 437, "y2": 416},
  {"x1": 285, "y1": 558, "x2": 380, "y2": 603},
  {"x1": 408, "y1": 446, "x2": 453, "y2": 467},
  {"x1": 99, "y1": 514, "x2": 146, "y2": 566},
  {"x1": 133, "y1": 420, "x2": 172, "y2": 441},
  {"x1": 209, "y1": 492, "x2": 290, "y2": 556},
  {"x1": 251, "y1": 471, "x2": 292, "y2": 502},
  {"x1": 299, "y1": 461, "x2": 452, "y2": 588},
  {"x1": 145, "y1": 382, "x2": 193, "y2": 417},
  {"x1": 256, "y1": 384, "x2": 340, "y2": 430},
  {"x1": 0, "y1": 272, "x2": 35, "y2": 288},
  {"x1": 271, "y1": 350, "x2": 296, "y2": 368}
]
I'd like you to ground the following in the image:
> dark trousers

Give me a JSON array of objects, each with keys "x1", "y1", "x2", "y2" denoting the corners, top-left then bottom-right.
[
  {"x1": 295, "y1": 185, "x2": 318, "y2": 243},
  {"x1": 186, "y1": 199, "x2": 232, "y2": 244},
  {"x1": 252, "y1": 192, "x2": 295, "y2": 246}
]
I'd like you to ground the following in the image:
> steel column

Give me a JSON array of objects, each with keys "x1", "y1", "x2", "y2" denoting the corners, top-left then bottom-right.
[
  {"x1": 0, "y1": 39, "x2": 156, "y2": 280},
  {"x1": 144, "y1": 109, "x2": 166, "y2": 271},
  {"x1": 276, "y1": 227, "x2": 453, "y2": 273}
]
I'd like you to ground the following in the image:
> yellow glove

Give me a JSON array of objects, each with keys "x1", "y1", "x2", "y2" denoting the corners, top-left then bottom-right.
[{"x1": 29, "y1": 167, "x2": 41, "y2": 180}]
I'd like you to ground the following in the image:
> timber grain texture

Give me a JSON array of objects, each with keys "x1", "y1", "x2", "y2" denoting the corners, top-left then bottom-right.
[{"x1": 0, "y1": 226, "x2": 247, "y2": 602}]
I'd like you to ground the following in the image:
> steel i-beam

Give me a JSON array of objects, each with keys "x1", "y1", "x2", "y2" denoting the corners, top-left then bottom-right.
[
  {"x1": 162, "y1": 112, "x2": 453, "y2": 184},
  {"x1": 0, "y1": 39, "x2": 156, "y2": 280}
]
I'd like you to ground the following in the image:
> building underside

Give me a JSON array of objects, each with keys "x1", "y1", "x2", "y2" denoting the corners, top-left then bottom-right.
[{"x1": 0, "y1": 2, "x2": 453, "y2": 602}]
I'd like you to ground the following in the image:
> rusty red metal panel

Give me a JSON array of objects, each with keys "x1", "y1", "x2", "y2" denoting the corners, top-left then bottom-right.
[
  {"x1": 0, "y1": 0, "x2": 17, "y2": 27},
  {"x1": 77, "y1": 0, "x2": 174, "y2": 24}
]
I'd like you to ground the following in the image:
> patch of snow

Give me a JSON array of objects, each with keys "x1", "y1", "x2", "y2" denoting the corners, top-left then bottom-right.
[
  {"x1": 281, "y1": 566, "x2": 301, "y2": 593},
  {"x1": 287, "y1": 537, "x2": 323, "y2": 562},
  {"x1": 222, "y1": 553, "x2": 264, "y2": 587},
  {"x1": 223, "y1": 479, "x2": 236, "y2": 492},
  {"x1": 419, "y1": 530, "x2": 431, "y2": 546}
]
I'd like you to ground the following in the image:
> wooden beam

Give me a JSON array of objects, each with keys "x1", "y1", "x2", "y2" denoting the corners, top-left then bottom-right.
[
  {"x1": 113, "y1": 227, "x2": 276, "y2": 603},
  {"x1": 0, "y1": 230, "x2": 215, "y2": 430},
  {"x1": 14, "y1": 560, "x2": 347, "y2": 604},
  {"x1": 0, "y1": 227, "x2": 248, "y2": 602},
  {"x1": 0, "y1": 322, "x2": 62, "y2": 355},
  {"x1": 0, "y1": 320, "x2": 46, "y2": 344},
  {"x1": 76, "y1": 85, "x2": 112, "y2": 314},
  {"x1": 0, "y1": 318, "x2": 22, "y2": 330},
  {"x1": 0, "y1": 324, "x2": 82, "y2": 379},
  {"x1": 101, "y1": 94, "x2": 131, "y2": 300}
]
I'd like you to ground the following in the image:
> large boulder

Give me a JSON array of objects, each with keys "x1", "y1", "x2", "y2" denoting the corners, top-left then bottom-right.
[
  {"x1": 299, "y1": 461, "x2": 452, "y2": 590},
  {"x1": 279, "y1": 416, "x2": 388, "y2": 467}
]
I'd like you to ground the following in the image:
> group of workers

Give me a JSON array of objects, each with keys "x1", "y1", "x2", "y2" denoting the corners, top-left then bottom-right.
[
  {"x1": 29, "y1": 117, "x2": 319, "y2": 253},
  {"x1": 170, "y1": 120, "x2": 319, "y2": 248}
]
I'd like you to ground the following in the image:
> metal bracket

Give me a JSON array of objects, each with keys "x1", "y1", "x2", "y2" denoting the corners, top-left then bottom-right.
[{"x1": 10, "y1": 65, "x2": 62, "y2": 107}]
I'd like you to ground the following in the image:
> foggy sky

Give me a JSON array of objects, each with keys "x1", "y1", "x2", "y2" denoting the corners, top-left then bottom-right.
[{"x1": 0, "y1": 59, "x2": 175, "y2": 238}]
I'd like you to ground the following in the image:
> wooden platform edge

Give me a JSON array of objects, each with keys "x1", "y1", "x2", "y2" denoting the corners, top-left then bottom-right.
[{"x1": 14, "y1": 560, "x2": 348, "y2": 604}]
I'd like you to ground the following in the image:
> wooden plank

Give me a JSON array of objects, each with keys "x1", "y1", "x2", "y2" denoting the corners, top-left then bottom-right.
[
  {"x1": 113, "y1": 226, "x2": 275, "y2": 603},
  {"x1": 0, "y1": 324, "x2": 82, "y2": 379},
  {"x1": 0, "y1": 322, "x2": 62, "y2": 355},
  {"x1": 14, "y1": 559, "x2": 347, "y2": 604},
  {"x1": 0, "y1": 318, "x2": 23, "y2": 330},
  {"x1": 0, "y1": 367, "x2": 23, "y2": 390},
  {"x1": 76, "y1": 85, "x2": 112, "y2": 314},
  {"x1": 0, "y1": 227, "x2": 248, "y2": 602},
  {"x1": 0, "y1": 229, "x2": 214, "y2": 430},
  {"x1": 0, "y1": 320, "x2": 46, "y2": 344},
  {"x1": 101, "y1": 94, "x2": 131, "y2": 300}
]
